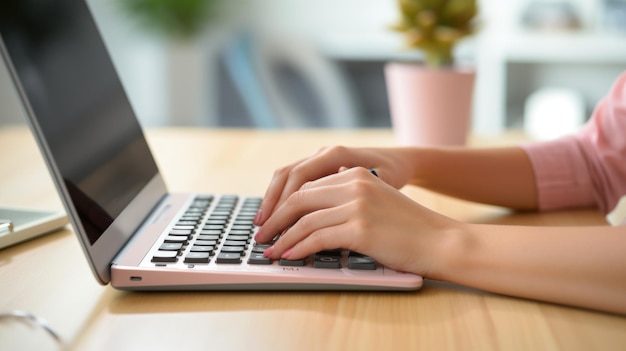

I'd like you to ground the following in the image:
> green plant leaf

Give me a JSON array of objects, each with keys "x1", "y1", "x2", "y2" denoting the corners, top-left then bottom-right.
[
  {"x1": 392, "y1": 0, "x2": 478, "y2": 67},
  {"x1": 118, "y1": 0, "x2": 218, "y2": 40}
]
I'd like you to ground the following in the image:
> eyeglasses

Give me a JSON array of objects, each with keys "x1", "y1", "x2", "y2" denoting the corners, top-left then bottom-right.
[{"x1": 0, "y1": 310, "x2": 66, "y2": 350}]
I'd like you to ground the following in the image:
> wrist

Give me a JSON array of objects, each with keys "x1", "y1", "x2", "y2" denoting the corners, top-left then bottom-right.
[
  {"x1": 426, "y1": 220, "x2": 477, "y2": 282},
  {"x1": 405, "y1": 147, "x2": 440, "y2": 188}
]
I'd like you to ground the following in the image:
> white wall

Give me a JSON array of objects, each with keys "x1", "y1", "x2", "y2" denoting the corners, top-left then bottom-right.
[
  {"x1": 244, "y1": 0, "x2": 398, "y2": 44},
  {"x1": 0, "y1": 52, "x2": 25, "y2": 126},
  {"x1": 2, "y1": 0, "x2": 623, "y2": 130},
  {"x1": 87, "y1": 0, "x2": 170, "y2": 127},
  {"x1": 0, "y1": 0, "x2": 170, "y2": 127}
]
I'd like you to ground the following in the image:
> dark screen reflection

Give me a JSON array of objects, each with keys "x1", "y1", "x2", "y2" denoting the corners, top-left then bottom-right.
[{"x1": 0, "y1": 0, "x2": 159, "y2": 244}]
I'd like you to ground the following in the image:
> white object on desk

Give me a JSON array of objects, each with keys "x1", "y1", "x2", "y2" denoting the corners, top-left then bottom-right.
[
  {"x1": 523, "y1": 87, "x2": 586, "y2": 140},
  {"x1": 0, "y1": 206, "x2": 68, "y2": 250},
  {"x1": 607, "y1": 196, "x2": 626, "y2": 226}
]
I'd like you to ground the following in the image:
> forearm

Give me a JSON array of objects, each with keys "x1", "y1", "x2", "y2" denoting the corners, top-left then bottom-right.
[
  {"x1": 436, "y1": 223, "x2": 626, "y2": 314},
  {"x1": 406, "y1": 146, "x2": 538, "y2": 210}
]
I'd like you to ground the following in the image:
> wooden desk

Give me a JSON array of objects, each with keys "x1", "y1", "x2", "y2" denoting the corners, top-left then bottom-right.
[{"x1": 1, "y1": 126, "x2": 625, "y2": 351}]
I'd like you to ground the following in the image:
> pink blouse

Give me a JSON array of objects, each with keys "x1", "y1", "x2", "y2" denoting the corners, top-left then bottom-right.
[{"x1": 522, "y1": 71, "x2": 626, "y2": 216}]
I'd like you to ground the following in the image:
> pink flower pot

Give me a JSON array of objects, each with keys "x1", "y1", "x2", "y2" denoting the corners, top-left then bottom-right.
[{"x1": 385, "y1": 63, "x2": 476, "y2": 146}]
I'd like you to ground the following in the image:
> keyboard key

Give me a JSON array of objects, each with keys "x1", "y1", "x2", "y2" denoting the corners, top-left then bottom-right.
[
  {"x1": 228, "y1": 230, "x2": 253, "y2": 236},
  {"x1": 169, "y1": 229, "x2": 193, "y2": 236},
  {"x1": 190, "y1": 245, "x2": 215, "y2": 254},
  {"x1": 194, "y1": 240, "x2": 218, "y2": 246},
  {"x1": 203, "y1": 225, "x2": 226, "y2": 231},
  {"x1": 205, "y1": 219, "x2": 227, "y2": 225},
  {"x1": 151, "y1": 251, "x2": 178, "y2": 263},
  {"x1": 231, "y1": 224, "x2": 254, "y2": 230},
  {"x1": 181, "y1": 214, "x2": 202, "y2": 220},
  {"x1": 248, "y1": 253, "x2": 271, "y2": 265},
  {"x1": 242, "y1": 212, "x2": 259, "y2": 217},
  {"x1": 211, "y1": 211, "x2": 232, "y2": 217},
  {"x1": 216, "y1": 252, "x2": 242, "y2": 264},
  {"x1": 176, "y1": 221, "x2": 198, "y2": 226},
  {"x1": 173, "y1": 225, "x2": 195, "y2": 230},
  {"x1": 184, "y1": 252, "x2": 210, "y2": 264},
  {"x1": 159, "y1": 242, "x2": 183, "y2": 251},
  {"x1": 317, "y1": 249, "x2": 343, "y2": 256},
  {"x1": 314, "y1": 254, "x2": 341, "y2": 269},
  {"x1": 226, "y1": 235, "x2": 250, "y2": 241},
  {"x1": 200, "y1": 229, "x2": 224, "y2": 235},
  {"x1": 194, "y1": 195, "x2": 214, "y2": 201},
  {"x1": 197, "y1": 234, "x2": 220, "y2": 241},
  {"x1": 164, "y1": 236, "x2": 188, "y2": 243},
  {"x1": 251, "y1": 244, "x2": 271, "y2": 254},
  {"x1": 348, "y1": 256, "x2": 377, "y2": 270},
  {"x1": 207, "y1": 215, "x2": 230, "y2": 220},
  {"x1": 223, "y1": 240, "x2": 248, "y2": 249},
  {"x1": 280, "y1": 258, "x2": 306, "y2": 267},
  {"x1": 219, "y1": 246, "x2": 245, "y2": 256}
]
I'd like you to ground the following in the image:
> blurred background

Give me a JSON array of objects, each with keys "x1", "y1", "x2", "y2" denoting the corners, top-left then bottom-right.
[{"x1": 1, "y1": 0, "x2": 626, "y2": 136}]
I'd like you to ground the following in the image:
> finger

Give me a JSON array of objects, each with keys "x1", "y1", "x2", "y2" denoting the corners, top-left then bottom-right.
[
  {"x1": 255, "y1": 156, "x2": 309, "y2": 226},
  {"x1": 344, "y1": 166, "x2": 381, "y2": 180},
  {"x1": 259, "y1": 146, "x2": 363, "y2": 224},
  {"x1": 266, "y1": 204, "x2": 350, "y2": 259},
  {"x1": 255, "y1": 168, "x2": 376, "y2": 244},
  {"x1": 255, "y1": 146, "x2": 378, "y2": 225},
  {"x1": 255, "y1": 179, "x2": 346, "y2": 243},
  {"x1": 272, "y1": 153, "x2": 344, "y2": 210},
  {"x1": 279, "y1": 222, "x2": 356, "y2": 261}
]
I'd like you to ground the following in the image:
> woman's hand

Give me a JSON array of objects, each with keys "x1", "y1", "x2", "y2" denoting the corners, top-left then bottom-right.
[
  {"x1": 254, "y1": 146, "x2": 417, "y2": 226},
  {"x1": 254, "y1": 166, "x2": 460, "y2": 278}
]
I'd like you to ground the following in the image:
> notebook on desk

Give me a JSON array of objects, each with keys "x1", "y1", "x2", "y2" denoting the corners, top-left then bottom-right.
[
  {"x1": 0, "y1": 206, "x2": 68, "y2": 250},
  {"x1": 0, "y1": 0, "x2": 422, "y2": 291}
]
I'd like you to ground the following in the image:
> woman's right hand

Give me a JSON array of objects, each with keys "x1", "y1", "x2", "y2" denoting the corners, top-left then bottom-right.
[{"x1": 254, "y1": 166, "x2": 460, "y2": 279}]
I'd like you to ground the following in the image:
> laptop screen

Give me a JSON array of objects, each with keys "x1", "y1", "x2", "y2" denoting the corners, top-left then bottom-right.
[{"x1": 0, "y1": 0, "x2": 159, "y2": 245}]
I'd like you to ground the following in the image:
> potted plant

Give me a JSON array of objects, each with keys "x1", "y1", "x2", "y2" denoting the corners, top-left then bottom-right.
[
  {"x1": 117, "y1": 0, "x2": 223, "y2": 125},
  {"x1": 385, "y1": 0, "x2": 478, "y2": 146}
]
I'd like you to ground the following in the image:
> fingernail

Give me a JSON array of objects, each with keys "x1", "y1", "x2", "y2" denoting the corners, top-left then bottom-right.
[
  {"x1": 254, "y1": 228, "x2": 263, "y2": 241},
  {"x1": 263, "y1": 246, "x2": 275, "y2": 258},
  {"x1": 281, "y1": 248, "x2": 293, "y2": 259},
  {"x1": 254, "y1": 209, "x2": 263, "y2": 225}
]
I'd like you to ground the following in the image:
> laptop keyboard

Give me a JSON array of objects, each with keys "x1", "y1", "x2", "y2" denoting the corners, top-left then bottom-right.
[{"x1": 150, "y1": 195, "x2": 378, "y2": 270}]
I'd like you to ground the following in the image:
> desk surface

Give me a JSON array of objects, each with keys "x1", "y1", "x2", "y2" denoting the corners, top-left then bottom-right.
[{"x1": 1, "y1": 126, "x2": 625, "y2": 351}]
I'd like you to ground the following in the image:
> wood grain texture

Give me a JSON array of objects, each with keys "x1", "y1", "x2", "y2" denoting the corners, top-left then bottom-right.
[{"x1": 0, "y1": 126, "x2": 622, "y2": 351}]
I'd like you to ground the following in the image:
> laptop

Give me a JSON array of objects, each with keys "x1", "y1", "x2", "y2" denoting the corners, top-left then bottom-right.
[{"x1": 0, "y1": 0, "x2": 422, "y2": 291}]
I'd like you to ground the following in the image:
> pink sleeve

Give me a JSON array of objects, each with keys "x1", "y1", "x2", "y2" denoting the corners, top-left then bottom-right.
[{"x1": 521, "y1": 71, "x2": 626, "y2": 214}]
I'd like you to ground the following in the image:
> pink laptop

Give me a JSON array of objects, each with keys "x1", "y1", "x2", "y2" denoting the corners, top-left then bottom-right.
[{"x1": 0, "y1": 0, "x2": 422, "y2": 291}]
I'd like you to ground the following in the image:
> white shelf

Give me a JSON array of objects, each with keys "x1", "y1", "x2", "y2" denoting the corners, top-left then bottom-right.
[
  {"x1": 318, "y1": 33, "x2": 420, "y2": 61},
  {"x1": 503, "y1": 30, "x2": 626, "y2": 63},
  {"x1": 318, "y1": 33, "x2": 476, "y2": 63}
]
